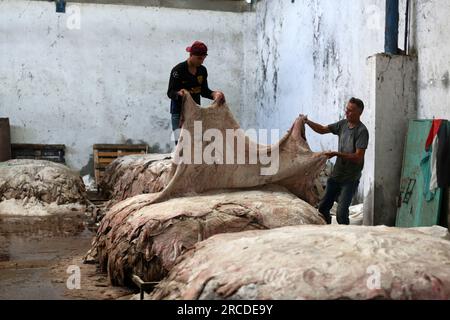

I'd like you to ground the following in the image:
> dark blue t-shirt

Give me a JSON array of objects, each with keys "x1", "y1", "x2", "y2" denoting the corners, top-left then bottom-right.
[{"x1": 167, "y1": 61, "x2": 213, "y2": 114}]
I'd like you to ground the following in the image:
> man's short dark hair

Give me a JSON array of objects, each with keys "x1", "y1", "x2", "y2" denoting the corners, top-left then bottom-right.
[{"x1": 349, "y1": 97, "x2": 364, "y2": 112}]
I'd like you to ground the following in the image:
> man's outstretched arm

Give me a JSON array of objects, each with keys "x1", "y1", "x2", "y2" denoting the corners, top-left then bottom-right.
[{"x1": 301, "y1": 115, "x2": 331, "y2": 135}]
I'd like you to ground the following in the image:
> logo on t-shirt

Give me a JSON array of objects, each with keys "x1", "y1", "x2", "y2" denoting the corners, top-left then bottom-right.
[
  {"x1": 191, "y1": 86, "x2": 201, "y2": 94},
  {"x1": 197, "y1": 75, "x2": 203, "y2": 84}
]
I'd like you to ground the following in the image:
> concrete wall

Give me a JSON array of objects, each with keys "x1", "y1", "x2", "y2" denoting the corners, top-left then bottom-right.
[
  {"x1": 253, "y1": 0, "x2": 385, "y2": 154},
  {"x1": 252, "y1": 0, "x2": 450, "y2": 205},
  {"x1": 364, "y1": 54, "x2": 417, "y2": 226},
  {"x1": 0, "y1": 0, "x2": 258, "y2": 174},
  {"x1": 407, "y1": 0, "x2": 450, "y2": 120},
  {"x1": 252, "y1": 0, "x2": 385, "y2": 202}
]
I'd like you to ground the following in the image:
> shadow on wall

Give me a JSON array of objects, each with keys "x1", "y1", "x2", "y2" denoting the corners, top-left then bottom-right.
[{"x1": 80, "y1": 153, "x2": 94, "y2": 177}]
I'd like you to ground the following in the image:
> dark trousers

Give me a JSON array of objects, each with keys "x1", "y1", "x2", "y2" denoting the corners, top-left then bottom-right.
[
  {"x1": 171, "y1": 113, "x2": 181, "y2": 145},
  {"x1": 318, "y1": 177, "x2": 360, "y2": 225}
]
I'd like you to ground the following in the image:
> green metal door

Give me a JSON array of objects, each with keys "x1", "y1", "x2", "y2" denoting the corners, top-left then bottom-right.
[{"x1": 396, "y1": 120, "x2": 443, "y2": 227}]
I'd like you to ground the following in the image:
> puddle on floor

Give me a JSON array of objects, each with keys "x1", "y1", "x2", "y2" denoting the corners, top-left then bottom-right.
[{"x1": 0, "y1": 213, "x2": 133, "y2": 300}]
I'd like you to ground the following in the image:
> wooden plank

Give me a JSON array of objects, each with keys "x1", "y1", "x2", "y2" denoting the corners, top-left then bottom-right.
[
  {"x1": 93, "y1": 144, "x2": 148, "y2": 186},
  {"x1": 97, "y1": 151, "x2": 146, "y2": 157},
  {"x1": 116, "y1": 151, "x2": 146, "y2": 155},
  {"x1": 11, "y1": 143, "x2": 66, "y2": 163},
  {"x1": 97, "y1": 152, "x2": 120, "y2": 157},
  {"x1": 0, "y1": 118, "x2": 11, "y2": 161},
  {"x1": 95, "y1": 154, "x2": 146, "y2": 166},
  {"x1": 98, "y1": 158, "x2": 115, "y2": 164},
  {"x1": 93, "y1": 144, "x2": 148, "y2": 151},
  {"x1": 94, "y1": 149, "x2": 99, "y2": 164},
  {"x1": 12, "y1": 143, "x2": 65, "y2": 150},
  {"x1": 95, "y1": 163, "x2": 110, "y2": 169}
]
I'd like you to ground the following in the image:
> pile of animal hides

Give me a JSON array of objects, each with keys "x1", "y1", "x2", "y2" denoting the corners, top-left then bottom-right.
[
  {"x1": 87, "y1": 92, "x2": 328, "y2": 286},
  {"x1": 149, "y1": 225, "x2": 450, "y2": 300},
  {"x1": 0, "y1": 159, "x2": 87, "y2": 216}
]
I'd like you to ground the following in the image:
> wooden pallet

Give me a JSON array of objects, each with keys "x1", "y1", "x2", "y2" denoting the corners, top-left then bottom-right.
[
  {"x1": 93, "y1": 144, "x2": 148, "y2": 187},
  {"x1": 11, "y1": 144, "x2": 65, "y2": 164}
]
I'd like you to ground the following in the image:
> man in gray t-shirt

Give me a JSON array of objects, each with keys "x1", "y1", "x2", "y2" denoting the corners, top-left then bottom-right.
[{"x1": 301, "y1": 97, "x2": 369, "y2": 225}]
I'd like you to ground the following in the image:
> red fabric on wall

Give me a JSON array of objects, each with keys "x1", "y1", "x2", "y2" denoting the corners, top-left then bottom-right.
[{"x1": 425, "y1": 119, "x2": 443, "y2": 150}]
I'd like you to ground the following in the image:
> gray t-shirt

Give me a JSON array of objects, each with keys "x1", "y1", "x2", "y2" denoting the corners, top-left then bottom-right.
[{"x1": 328, "y1": 119, "x2": 369, "y2": 182}]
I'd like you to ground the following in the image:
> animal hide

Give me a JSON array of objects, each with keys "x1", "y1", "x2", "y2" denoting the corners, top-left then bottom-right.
[
  {"x1": 149, "y1": 225, "x2": 450, "y2": 300},
  {"x1": 99, "y1": 154, "x2": 173, "y2": 204},
  {"x1": 89, "y1": 185, "x2": 325, "y2": 286},
  {"x1": 87, "y1": 93, "x2": 329, "y2": 285},
  {"x1": 99, "y1": 93, "x2": 327, "y2": 206},
  {"x1": 0, "y1": 159, "x2": 86, "y2": 205},
  {"x1": 152, "y1": 92, "x2": 327, "y2": 205}
]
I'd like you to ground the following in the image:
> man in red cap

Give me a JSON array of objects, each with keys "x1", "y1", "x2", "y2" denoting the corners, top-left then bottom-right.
[{"x1": 167, "y1": 41, "x2": 225, "y2": 144}]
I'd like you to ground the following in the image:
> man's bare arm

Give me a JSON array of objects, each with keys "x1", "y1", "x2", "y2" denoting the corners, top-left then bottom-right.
[
  {"x1": 305, "y1": 118, "x2": 331, "y2": 135},
  {"x1": 325, "y1": 149, "x2": 366, "y2": 163}
]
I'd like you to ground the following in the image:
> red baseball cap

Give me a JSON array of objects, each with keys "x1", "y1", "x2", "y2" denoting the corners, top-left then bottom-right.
[{"x1": 186, "y1": 41, "x2": 208, "y2": 56}]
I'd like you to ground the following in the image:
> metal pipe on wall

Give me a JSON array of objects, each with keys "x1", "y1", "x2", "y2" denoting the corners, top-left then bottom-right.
[
  {"x1": 404, "y1": 0, "x2": 411, "y2": 55},
  {"x1": 385, "y1": 0, "x2": 399, "y2": 54}
]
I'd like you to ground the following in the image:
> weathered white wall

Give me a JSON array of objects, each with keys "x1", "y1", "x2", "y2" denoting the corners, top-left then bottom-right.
[
  {"x1": 252, "y1": 0, "x2": 450, "y2": 207},
  {"x1": 407, "y1": 0, "x2": 450, "y2": 120},
  {"x1": 253, "y1": 0, "x2": 385, "y2": 153},
  {"x1": 252, "y1": 0, "x2": 385, "y2": 203},
  {"x1": 253, "y1": 0, "x2": 450, "y2": 139},
  {"x1": 0, "y1": 0, "x2": 258, "y2": 174}
]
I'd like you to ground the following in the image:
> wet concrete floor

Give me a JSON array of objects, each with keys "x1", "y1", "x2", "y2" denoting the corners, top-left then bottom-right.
[{"x1": 0, "y1": 213, "x2": 133, "y2": 300}]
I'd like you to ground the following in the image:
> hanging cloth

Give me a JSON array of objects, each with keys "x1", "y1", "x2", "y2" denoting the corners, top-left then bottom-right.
[
  {"x1": 423, "y1": 120, "x2": 445, "y2": 197},
  {"x1": 425, "y1": 119, "x2": 443, "y2": 151}
]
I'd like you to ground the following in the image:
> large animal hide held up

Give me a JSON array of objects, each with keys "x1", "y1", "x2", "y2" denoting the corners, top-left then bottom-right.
[
  {"x1": 0, "y1": 159, "x2": 86, "y2": 205},
  {"x1": 90, "y1": 185, "x2": 325, "y2": 286},
  {"x1": 154, "y1": 92, "x2": 327, "y2": 205},
  {"x1": 88, "y1": 93, "x2": 329, "y2": 285},
  {"x1": 99, "y1": 93, "x2": 327, "y2": 206},
  {"x1": 149, "y1": 225, "x2": 450, "y2": 300}
]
